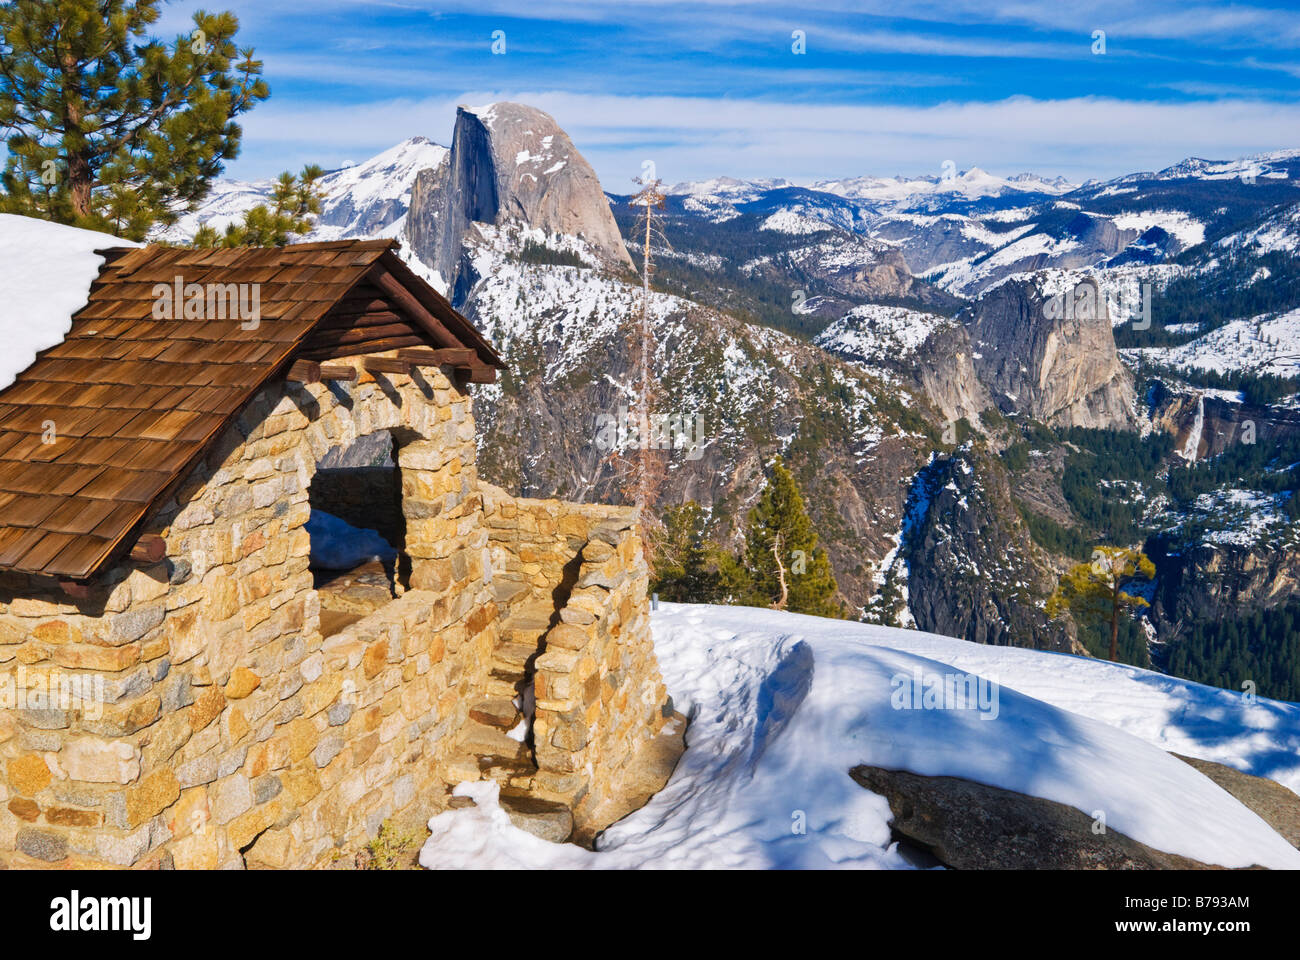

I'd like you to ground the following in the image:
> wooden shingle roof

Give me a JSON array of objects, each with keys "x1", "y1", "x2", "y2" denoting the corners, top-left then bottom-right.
[{"x1": 0, "y1": 239, "x2": 504, "y2": 581}]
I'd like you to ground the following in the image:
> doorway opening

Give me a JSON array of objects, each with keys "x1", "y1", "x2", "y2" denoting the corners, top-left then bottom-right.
[{"x1": 306, "y1": 429, "x2": 410, "y2": 636}]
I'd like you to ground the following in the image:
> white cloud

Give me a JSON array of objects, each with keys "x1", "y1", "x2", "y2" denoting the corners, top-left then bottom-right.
[{"x1": 231, "y1": 91, "x2": 1300, "y2": 185}]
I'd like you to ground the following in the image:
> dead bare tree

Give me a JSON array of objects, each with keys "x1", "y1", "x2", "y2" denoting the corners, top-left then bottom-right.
[
  {"x1": 771, "y1": 532, "x2": 789, "y2": 611},
  {"x1": 608, "y1": 174, "x2": 673, "y2": 552}
]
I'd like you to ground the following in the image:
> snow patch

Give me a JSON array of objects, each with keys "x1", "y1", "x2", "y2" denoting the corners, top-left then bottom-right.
[{"x1": 0, "y1": 214, "x2": 136, "y2": 392}]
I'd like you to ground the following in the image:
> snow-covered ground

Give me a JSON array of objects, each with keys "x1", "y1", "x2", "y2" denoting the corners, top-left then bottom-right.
[
  {"x1": 0, "y1": 214, "x2": 135, "y2": 392},
  {"x1": 1128, "y1": 307, "x2": 1300, "y2": 377},
  {"x1": 304, "y1": 510, "x2": 396, "y2": 570},
  {"x1": 420, "y1": 604, "x2": 1300, "y2": 870},
  {"x1": 1110, "y1": 209, "x2": 1206, "y2": 248},
  {"x1": 814, "y1": 304, "x2": 949, "y2": 366}
]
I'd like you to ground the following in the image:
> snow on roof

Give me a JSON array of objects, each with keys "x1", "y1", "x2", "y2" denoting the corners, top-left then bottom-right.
[{"x1": 0, "y1": 213, "x2": 136, "y2": 392}]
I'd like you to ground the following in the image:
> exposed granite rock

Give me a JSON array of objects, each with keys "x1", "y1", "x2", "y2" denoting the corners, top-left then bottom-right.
[
  {"x1": 911, "y1": 321, "x2": 993, "y2": 424},
  {"x1": 406, "y1": 102, "x2": 633, "y2": 294},
  {"x1": 1174, "y1": 754, "x2": 1300, "y2": 850},
  {"x1": 963, "y1": 277, "x2": 1136, "y2": 429},
  {"x1": 1150, "y1": 536, "x2": 1300, "y2": 635},
  {"x1": 901, "y1": 448, "x2": 1081, "y2": 652},
  {"x1": 851, "y1": 764, "x2": 1242, "y2": 870},
  {"x1": 1151, "y1": 384, "x2": 1300, "y2": 463}
]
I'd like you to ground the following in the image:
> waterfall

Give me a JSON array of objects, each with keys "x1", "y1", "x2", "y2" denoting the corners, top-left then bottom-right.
[{"x1": 1180, "y1": 394, "x2": 1205, "y2": 464}]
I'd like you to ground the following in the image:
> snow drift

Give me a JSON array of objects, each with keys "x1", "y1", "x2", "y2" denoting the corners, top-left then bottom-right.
[
  {"x1": 421, "y1": 604, "x2": 1300, "y2": 870},
  {"x1": 305, "y1": 510, "x2": 397, "y2": 570}
]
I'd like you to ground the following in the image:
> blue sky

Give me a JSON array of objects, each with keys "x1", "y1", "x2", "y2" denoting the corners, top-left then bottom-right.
[{"x1": 155, "y1": 0, "x2": 1300, "y2": 187}]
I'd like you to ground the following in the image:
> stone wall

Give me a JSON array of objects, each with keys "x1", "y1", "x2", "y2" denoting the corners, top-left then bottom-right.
[
  {"x1": 0, "y1": 353, "x2": 670, "y2": 868},
  {"x1": 0, "y1": 356, "x2": 497, "y2": 868},
  {"x1": 481, "y1": 486, "x2": 670, "y2": 837}
]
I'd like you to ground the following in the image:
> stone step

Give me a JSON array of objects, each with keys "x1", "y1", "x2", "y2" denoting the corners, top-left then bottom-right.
[
  {"x1": 492, "y1": 639, "x2": 541, "y2": 669},
  {"x1": 499, "y1": 620, "x2": 552, "y2": 647},
  {"x1": 468, "y1": 698, "x2": 522, "y2": 731},
  {"x1": 490, "y1": 579, "x2": 530, "y2": 606},
  {"x1": 457, "y1": 720, "x2": 532, "y2": 766},
  {"x1": 485, "y1": 666, "x2": 527, "y2": 699},
  {"x1": 479, "y1": 758, "x2": 537, "y2": 791},
  {"x1": 499, "y1": 793, "x2": 574, "y2": 843},
  {"x1": 506, "y1": 600, "x2": 556, "y2": 621}
]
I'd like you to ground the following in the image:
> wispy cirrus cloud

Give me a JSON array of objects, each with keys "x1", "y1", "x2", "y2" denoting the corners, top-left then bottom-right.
[
  {"x1": 233, "y1": 90, "x2": 1300, "y2": 186},
  {"x1": 143, "y1": 0, "x2": 1300, "y2": 184}
]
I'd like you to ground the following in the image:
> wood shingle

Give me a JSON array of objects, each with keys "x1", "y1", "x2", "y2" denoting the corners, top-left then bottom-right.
[{"x1": 0, "y1": 239, "x2": 504, "y2": 580}]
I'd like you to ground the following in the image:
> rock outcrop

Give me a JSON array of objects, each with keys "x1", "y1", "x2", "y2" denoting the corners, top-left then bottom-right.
[
  {"x1": 1175, "y1": 755, "x2": 1300, "y2": 850},
  {"x1": 851, "y1": 764, "x2": 1248, "y2": 869},
  {"x1": 900, "y1": 449, "x2": 1080, "y2": 652},
  {"x1": 1151, "y1": 384, "x2": 1300, "y2": 461},
  {"x1": 963, "y1": 277, "x2": 1136, "y2": 429},
  {"x1": 406, "y1": 102, "x2": 633, "y2": 296},
  {"x1": 1149, "y1": 535, "x2": 1300, "y2": 627},
  {"x1": 910, "y1": 321, "x2": 993, "y2": 424}
]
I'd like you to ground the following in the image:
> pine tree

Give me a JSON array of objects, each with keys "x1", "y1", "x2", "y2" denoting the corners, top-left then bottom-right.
[
  {"x1": 1046, "y1": 546, "x2": 1155, "y2": 662},
  {"x1": 0, "y1": 0, "x2": 268, "y2": 238},
  {"x1": 650, "y1": 501, "x2": 722, "y2": 603},
  {"x1": 742, "y1": 457, "x2": 841, "y2": 618},
  {"x1": 193, "y1": 165, "x2": 325, "y2": 247}
]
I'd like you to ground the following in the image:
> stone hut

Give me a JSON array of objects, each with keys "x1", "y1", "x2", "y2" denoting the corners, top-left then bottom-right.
[{"x1": 0, "y1": 239, "x2": 674, "y2": 868}]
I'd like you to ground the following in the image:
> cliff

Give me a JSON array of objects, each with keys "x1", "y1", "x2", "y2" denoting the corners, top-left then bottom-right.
[
  {"x1": 962, "y1": 277, "x2": 1136, "y2": 429},
  {"x1": 406, "y1": 103, "x2": 633, "y2": 296}
]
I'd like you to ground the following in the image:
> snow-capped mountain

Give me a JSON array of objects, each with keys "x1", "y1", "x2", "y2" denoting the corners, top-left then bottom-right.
[
  {"x1": 649, "y1": 150, "x2": 1300, "y2": 297},
  {"x1": 667, "y1": 175, "x2": 795, "y2": 201},
  {"x1": 159, "y1": 136, "x2": 448, "y2": 244},
  {"x1": 156, "y1": 114, "x2": 1300, "y2": 701},
  {"x1": 812, "y1": 165, "x2": 1074, "y2": 205}
]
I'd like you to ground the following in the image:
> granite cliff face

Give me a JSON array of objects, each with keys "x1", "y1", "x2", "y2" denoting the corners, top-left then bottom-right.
[
  {"x1": 1150, "y1": 538, "x2": 1300, "y2": 630},
  {"x1": 1152, "y1": 386, "x2": 1300, "y2": 462},
  {"x1": 406, "y1": 103, "x2": 633, "y2": 297},
  {"x1": 909, "y1": 321, "x2": 993, "y2": 425},
  {"x1": 962, "y1": 277, "x2": 1136, "y2": 429},
  {"x1": 899, "y1": 449, "x2": 1080, "y2": 653}
]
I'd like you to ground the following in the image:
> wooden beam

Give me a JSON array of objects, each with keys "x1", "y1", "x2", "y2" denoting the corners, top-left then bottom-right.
[
  {"x1": 130, "y1": 534, "x2": 166, "y2": 564},
  {"x1": 310, "y1": 322, "x2": 418, "y2": 348},
  {"x1": 363, "y1": 357, "x2": 412, "y2": 376},
  {"x1": 298, "y1": 336, "x2": 429, "y2": 362},
  {"x1": 366, "y1": 266, "x2": 458, "y2": 348},
  {"x1": 318, "y1": 363, "x2": 358, "y2": 382},
  {"x1": 316, "y1": 310, "x2": 413, "y2": 332},
  {"x1": 396, "y1": 347, "x2": 477, "y2": 366},
  {"x1": 330, "y1": 294, "x2": 390, "y2": 314},
  {"x1": 287, "y1": 359, "x2": 321, "y2": 384},
  {"x1": 58, "y1": 579, "x2": 91, "y2": 599}
]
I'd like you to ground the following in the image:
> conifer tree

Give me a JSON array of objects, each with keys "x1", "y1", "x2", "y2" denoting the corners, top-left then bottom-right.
[
  {"x1": 743, "y1": 457, "x2": 841, "y2": 618},
  {"x1": 650, "y1": 501, "x2": 722, "y2": 603},
  {"x1": 1047, "y1": 545, "x2": 1155, "y2": 662},
  {"x1": 193, "y1": 165, "x2": 325, "y2": 247},
  {"x1": 0, "y1": 0, "x2": 268, "y2": 238}
]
